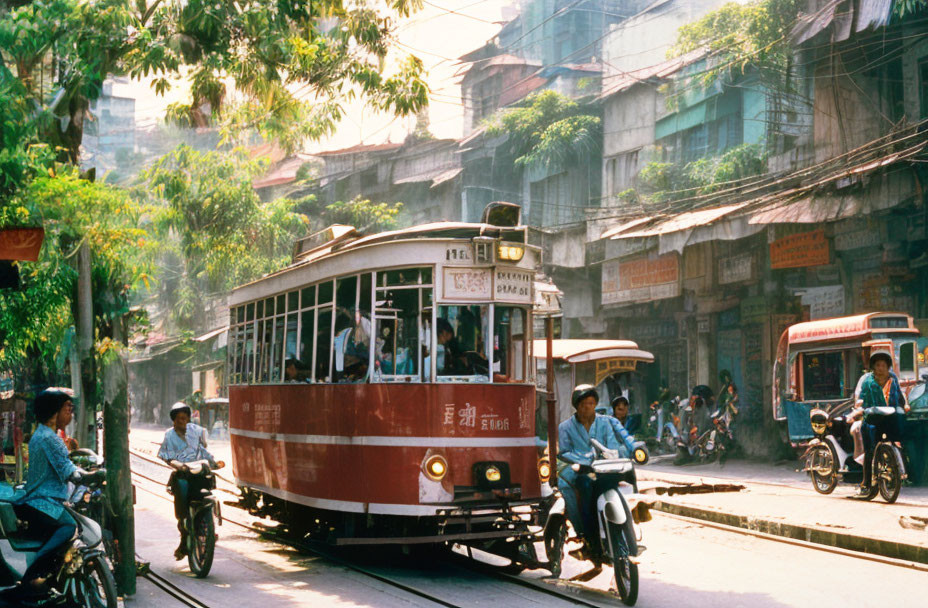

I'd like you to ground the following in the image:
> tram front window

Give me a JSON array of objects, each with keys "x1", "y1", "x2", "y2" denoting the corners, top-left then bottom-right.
[
  {"x1": 436, "y1": 305, "x2": 489, "y2": 381},
  {"x1": 494, "y1": 307, "x2": 528, "y2": 382},
  {"x1": 376, "y1": 288, "x2": 420, "y2": 377}
]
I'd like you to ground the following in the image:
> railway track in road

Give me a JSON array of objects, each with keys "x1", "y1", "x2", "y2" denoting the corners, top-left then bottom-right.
[
  {"x1": 138, "y1": 566, "x2": 215, "y2": 608},
  {"x1": 128, "y1": 450, "x2": 619, "y2": 607}
]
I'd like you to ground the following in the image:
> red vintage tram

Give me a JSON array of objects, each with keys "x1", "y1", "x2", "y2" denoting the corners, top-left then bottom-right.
[{"x1": 226, "y1": 206, "x2": 554, "y2": 556}]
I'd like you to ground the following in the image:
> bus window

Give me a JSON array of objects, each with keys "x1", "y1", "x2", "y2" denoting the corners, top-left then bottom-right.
[
  {"x1": 375, "y1": 288, "x2": 420, "y2": 378},
  {"x1": 898, "y1": 341, "x2": 916, "y2": 380},
  {"x1": 494, "y1": 307, "x2": 527, "y2": 382},
  {"x1": 801, "y1": 351, "x2": 845, "y2": 401},
  {"x1": 436, "y1": 305, "x2": 489, "y2": 381}
]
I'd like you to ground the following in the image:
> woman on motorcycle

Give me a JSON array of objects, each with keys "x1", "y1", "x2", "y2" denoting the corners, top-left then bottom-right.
[
  {"x1": 851, "y1": 352, "x2": 908, "y2": 499},
  {"x1": 12, "y1": 389, "x2": 83, "y2": 596}
]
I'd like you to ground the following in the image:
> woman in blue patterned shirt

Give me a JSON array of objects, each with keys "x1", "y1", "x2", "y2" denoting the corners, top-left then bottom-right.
[{"x1": 13, "y1": 389, "x2": 82, "y2": 594}]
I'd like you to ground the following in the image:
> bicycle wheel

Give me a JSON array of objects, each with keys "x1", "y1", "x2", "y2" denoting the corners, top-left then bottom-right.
[{"x1": 187, "y1": 507, "x2": 216, "y2": 578}]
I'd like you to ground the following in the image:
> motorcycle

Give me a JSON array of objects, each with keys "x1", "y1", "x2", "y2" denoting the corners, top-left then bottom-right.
[
  {"x1": 691, "y1": 409, "x2": 735, "y2": 464},
  {"x1": 543, "y1": 440, "x2": 651, "y2": 606},
  {"x1": 0, "y1": 470, "x2": 118, "y2": 608},
  {"x1": 804, "y1": 402, "x2": 907, "y2": 503},
  {"x1": 169, "y1": 460, "x2": 222, "y2": 578}
]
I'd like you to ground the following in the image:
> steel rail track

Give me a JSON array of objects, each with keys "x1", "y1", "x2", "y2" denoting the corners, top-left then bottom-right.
[{"x1": 139, "y1": 566, "x2": 214, "y2": 608}]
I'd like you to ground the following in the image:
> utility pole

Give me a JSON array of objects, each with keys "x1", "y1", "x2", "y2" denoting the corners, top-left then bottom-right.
[
  {"x1": 76, "y1": 241, "x2": 96, "y2": 449},
  {"x1": 104, "y1": 316, "x2": 136, "y2": 595}
]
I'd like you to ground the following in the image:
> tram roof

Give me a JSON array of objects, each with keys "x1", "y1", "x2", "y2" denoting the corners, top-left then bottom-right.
[
  {"x1": 236, "y1": 221, "x2": 530, "y2": 291},
  {"x1": 532, "y1": 339, "x2": 654, "y2": 364}
]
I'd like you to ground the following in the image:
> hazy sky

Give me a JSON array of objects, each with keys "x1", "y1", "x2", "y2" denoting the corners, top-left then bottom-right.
[{"x1": 122, "y1": 1, "x2": 512, "y2": 154}]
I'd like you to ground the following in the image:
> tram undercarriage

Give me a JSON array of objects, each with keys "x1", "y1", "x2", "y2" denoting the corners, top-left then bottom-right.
[{"x1": 237, "y1": 487, "x2": 562, "y2": 571}]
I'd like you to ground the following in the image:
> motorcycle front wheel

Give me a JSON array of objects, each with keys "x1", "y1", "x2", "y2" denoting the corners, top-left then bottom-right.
[
  {"x1": 543, "y1": 513, "x2": 568, "y2": 578},
  {"x1": 72, "y1": 554, "x2": 118, "y2": 608},
  {"x1": 875, "y1": 444, "x2": 901, "y2": 504},
  {"x1": 607, "y1": 521, "x2": 638, "y2": 606},
  {"x1": 187, "y1": 507, "x2": 216, "y2": 578},
  {"x1": 809, "y1": 444, "x2": 838, "y2": 495}
]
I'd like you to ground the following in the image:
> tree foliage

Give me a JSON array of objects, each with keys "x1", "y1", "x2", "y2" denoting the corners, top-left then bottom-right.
[
  {"x1": 1, "y1": 0, "x2": 429, "y2": 157},
  {"x1": 483, "y1": 90, "x2": 601, "y2": 170},
  {"x1": 638, "y1": 143, "x2": 767, "y2": 205},
  {"x1": 137, "y1": 144, "x2": 308, "y2": 327},
  {"x1": 670, "y1": 0, "x2": 801, "y2": 90},
  {"x1": 301, "y1": 195, "x2": 403, "y2": 234}
]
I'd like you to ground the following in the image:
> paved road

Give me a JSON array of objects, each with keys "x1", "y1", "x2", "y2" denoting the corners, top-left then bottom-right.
[{"x1": 127, "y1": 427, "x2": 926, "y2": 607}]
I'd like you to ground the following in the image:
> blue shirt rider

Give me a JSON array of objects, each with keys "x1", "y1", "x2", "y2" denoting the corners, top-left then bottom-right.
[
  {"x1": 850, "y1": 351, "x2": 908, "y2": 499},
  {"x1": 159, "y1": 402, "x2": 224, "y2": 560},
  {"x1": 12, "y1": 389, "x2": 97, "y2": 596},
  {"x1": 557, "y1": 384, "x2": 621, "y2": 559}
]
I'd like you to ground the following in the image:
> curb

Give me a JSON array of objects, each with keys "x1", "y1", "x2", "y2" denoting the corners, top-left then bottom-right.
[{"x1": 651, "y1": 499, "x2": 928, "y2": 565}]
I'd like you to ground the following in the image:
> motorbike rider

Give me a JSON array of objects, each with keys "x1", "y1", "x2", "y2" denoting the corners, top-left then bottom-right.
[
  {"x1": 158, "y1": 401, "x2": 224, "y2": 560},
  {"x1": 10, "y1": 389, "x2": 98, "y2": 598},
  {"x1": 557, "y1": 384, "x2": 622, "y2": 560},
  {"x1": 850, "y1": 352, "x2": 908, "y2": 499}
]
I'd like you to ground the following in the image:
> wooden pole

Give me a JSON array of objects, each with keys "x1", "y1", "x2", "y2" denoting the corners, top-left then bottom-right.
[
  {"x1": 545, "y1": 316, "x2": 557, "y2": 484},
  {"x1": 104, "y1": 318, "x2": 136, "y2": 595},
  {"x1": 76, "y1": 241, "x2": 96, "y2": 450}
]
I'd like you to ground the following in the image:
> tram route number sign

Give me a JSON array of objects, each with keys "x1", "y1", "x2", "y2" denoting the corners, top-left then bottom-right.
[
  {"x1": 494, "y1": 269, "x2": 533, "y2": 304},
  {"x1": 443, "y1": 267, "x2": 492, "y2": 300}
]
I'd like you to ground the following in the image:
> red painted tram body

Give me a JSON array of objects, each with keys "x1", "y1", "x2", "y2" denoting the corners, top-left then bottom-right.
[{"x1": 226, "y1": 215, "x2": 551, "y2": 548}]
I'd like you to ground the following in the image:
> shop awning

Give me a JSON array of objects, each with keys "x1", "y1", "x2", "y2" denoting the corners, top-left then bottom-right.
[
  {"x1": 531, "y1": 339, "x2": 654, "y2": 364},
  {"x1": 610, "y1": 203, "x2": 749, "y2": 240},
  {"x1": 430, "y1": 167, "x2": 463, "y2": 188},
  {"x1": 601, "y1": 216, "x2": 654, "y2": 239}
]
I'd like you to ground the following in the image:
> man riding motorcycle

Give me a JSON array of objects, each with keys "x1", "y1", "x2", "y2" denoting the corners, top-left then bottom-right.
[
  {"x1": 158, "y1": 402, "x2": 224, "y2": 560},
  {"x1": 850, "y1": 352, "x2": 908, "y2": 499},
  {"x1": 557, "y1": 385, "x2": 626, "y2": 560}
]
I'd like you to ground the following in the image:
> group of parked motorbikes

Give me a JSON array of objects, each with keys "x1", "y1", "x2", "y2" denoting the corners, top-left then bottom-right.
[{"x1": 646, "y1": 383, "x2": 738, "y2": 465}]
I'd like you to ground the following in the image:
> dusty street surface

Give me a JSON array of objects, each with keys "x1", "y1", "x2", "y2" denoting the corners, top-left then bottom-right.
[{"x1": 128, "y1": 426, "x2": 926, "y2": 607}]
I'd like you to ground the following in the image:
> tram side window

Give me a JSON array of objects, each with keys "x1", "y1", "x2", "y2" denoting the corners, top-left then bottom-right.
[
  {"x1": 436, "y1": 305, "x2": 489, "y2": 381},
  {"x1": 802, "y1": 351, "x2": 845, "y2": 401},
  {"x1": 333, "y1": 275, "x2": 372, "y2": 382},
  {"x1": 375, "y1": 288, "x2": 420, "y2": 378},
  {"x1": 494, "y1": 307, "x2": 528, "y2": 382},
  {"x1": 316, "y1": 306, "x2": 333, "y2": 382},
  {"x1": 272, "y1": 315, "x2": 285, "y2": 382}
]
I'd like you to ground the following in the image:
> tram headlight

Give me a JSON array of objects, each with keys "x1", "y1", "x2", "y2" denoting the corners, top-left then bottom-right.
[
  {"x1": 537, "y1": 458, "x2": 551, "y2": 482},
  {"x1": 484, "y1": 465, "x2": 502, "y2": 483},
  {"x1": 497, "y1": 243, "x2": 524, "y2": 262},
  {"x1": 424, "y1": 455, "x2": 448, "y2": 481}
]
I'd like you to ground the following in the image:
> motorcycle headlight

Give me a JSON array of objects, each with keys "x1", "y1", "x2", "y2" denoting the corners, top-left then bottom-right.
[{"x1": 811, "y1": 421, "x2": 827, "y2": 435}]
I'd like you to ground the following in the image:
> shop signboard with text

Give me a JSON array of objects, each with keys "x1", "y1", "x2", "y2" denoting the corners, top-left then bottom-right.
[
  {"x1": 769, "y1": 229, "x2": 829, "y2": 269},
  {"x1": 602, "y1": 253, "x2": 680, "y2": 305}
]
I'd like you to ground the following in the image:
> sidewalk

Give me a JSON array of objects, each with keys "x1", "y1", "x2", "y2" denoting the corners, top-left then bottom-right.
[{"x1": 637, "y1": 458, "x2": 928, "y2": 565}]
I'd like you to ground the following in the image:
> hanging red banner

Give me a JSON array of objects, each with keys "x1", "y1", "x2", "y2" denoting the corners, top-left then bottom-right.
[{"x1": 769, "y1": 229, "x2": 829, "y2": 269}]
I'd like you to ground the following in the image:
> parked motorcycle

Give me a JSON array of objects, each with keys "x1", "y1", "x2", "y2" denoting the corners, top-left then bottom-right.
[
  {"x1": 170, "y1": 460, "x2": 222, "y2": 578},
  {"x1": 544, "y1": 440, "x2": 651, "y2": 606},
  {"x1": 0, "y1": 470, "x2": 117, "y2": 608},
  {"x1": 691, "y1": 409, "x2": 735, "y2": 464},
  {"x1": 804, "y1": 403, "x2": 907, "y2": 503}
]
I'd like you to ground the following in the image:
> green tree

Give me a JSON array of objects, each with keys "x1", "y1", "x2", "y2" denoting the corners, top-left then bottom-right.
[
  {"x1": 300, "y1": 194, "x2": 403, "y2": 234},
  {"x1": 483, "y1": 90, "x2": 601, "y2": 171},
  {"x1": 138, "y1": 144, "x2": 308, "y2": 327},
  {"x1": 1, "y1": 0, "x2": 429, "y2": 161}
]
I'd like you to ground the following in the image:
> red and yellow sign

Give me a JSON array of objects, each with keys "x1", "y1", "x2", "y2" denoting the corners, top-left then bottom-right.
[
  {"x1": 769, "y1": 229, "x2": 829, "y2": 269},
  {"x1": 594, "y1": 358, "x2": 638, "y2": 385},
  {"x1": 602, "y1": 253, "x2": 680, "y2": 305}
]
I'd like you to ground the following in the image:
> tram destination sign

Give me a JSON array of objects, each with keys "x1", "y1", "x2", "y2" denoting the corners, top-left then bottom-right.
[
  {"x1": 494, "y1": 268, "x2": 533, "y2": 304},
  {"x1": 443, "y1": 267, "x2": 492, "y2": 300}
]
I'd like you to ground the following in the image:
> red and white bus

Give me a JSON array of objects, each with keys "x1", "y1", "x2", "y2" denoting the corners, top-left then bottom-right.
[{"x1": 226, "y1": 207, "x2": 552, "y2": 551}]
